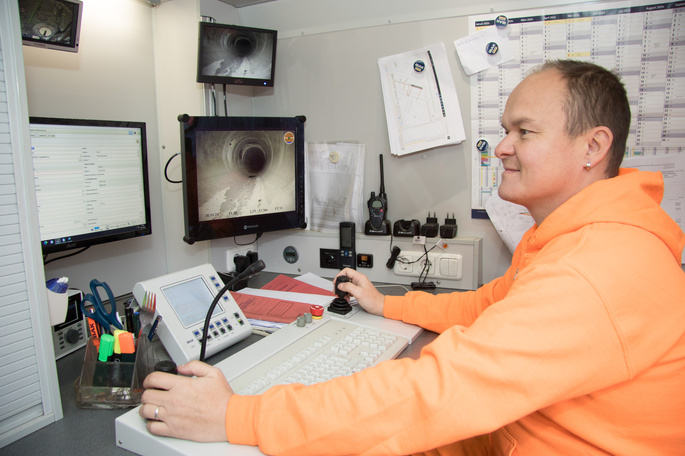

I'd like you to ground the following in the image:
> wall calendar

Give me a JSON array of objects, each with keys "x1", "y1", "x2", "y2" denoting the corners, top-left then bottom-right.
[{"x1": 469, "y1": 1, "x2": 684, "y2": 217}]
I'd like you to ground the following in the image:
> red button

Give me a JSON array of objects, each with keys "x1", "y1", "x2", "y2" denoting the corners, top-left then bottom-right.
[{"x1": 310, "y1": 305, "x2": 324, "y2": 318}]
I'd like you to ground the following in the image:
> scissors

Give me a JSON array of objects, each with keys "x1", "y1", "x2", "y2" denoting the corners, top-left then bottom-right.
[{"x1": 80, "y1": 279, "x2": 123, "y2": 334}]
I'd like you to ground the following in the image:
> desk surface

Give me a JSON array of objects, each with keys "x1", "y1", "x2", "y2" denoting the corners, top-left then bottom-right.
[{"x1": 1, "y1": 273, "x2": 442, "y2": 456}]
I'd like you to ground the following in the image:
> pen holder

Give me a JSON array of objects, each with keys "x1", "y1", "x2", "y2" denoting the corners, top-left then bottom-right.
[
  {"x1": 74, "y1": 331, "x2": 173, "y2": 409},
  {"x1": 74, "y1": 335, "x2": 154, "y2": 409}
]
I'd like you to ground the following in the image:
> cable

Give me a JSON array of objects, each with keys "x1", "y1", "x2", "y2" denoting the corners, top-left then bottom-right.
[
  {"x1": 375, "y1": 284, "x2": 411, "y2": 293},
  {"x1": 164, "y1": 152, "x2": 181, "y2": 183},
  {"x1": 234, "y1": 232, "x2": 262, "y2": 246},
  {"x1": 211, "y1": 84, "x2": 217, "y2": 116},
  {"x1": 223, "y1": 84, "x2": 228, "y2": 116},
  {"x1": 200, "y1": 260, "x2": 265, "y2": 361},
  {"x1": 409, "y1": 243, "x2": 436, "y2": 290},
  {"x1": 43, "y1": 246, "x2": 90, "y2": 265}
]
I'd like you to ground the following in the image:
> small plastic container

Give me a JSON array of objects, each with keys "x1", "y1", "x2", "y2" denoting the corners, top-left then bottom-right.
[{"x1": 74, "y1": 335, "x2": 148, "y2": 409}]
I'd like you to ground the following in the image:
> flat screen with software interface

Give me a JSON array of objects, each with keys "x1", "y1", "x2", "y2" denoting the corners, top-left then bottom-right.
[
  {"x1": 180, "y1": 115, "x2": 306, "y2": 244},
  {"x1": 29, "y1": 117, "x2": 152, "y2": 255}
]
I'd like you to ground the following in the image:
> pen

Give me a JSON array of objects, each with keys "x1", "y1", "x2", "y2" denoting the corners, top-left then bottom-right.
[
  {"x1": 148, "y1": 315, "x2": 162, "y2": 342},
  {"x1": 133, "y1": 311, "x2": 140, "y2": 337},
  {"x1": 125, "y1": 306, "x2": 134, "y2": 333}
]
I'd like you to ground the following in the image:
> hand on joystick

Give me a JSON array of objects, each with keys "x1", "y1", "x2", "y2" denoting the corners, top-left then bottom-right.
[{"x1": 328, "y1": 275, "x2": 352, "y2": 315}]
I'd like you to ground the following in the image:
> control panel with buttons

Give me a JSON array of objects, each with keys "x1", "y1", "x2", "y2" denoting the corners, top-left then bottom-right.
[{"x1": 132, "y1": 263, "x2": 253, "y2": 365}]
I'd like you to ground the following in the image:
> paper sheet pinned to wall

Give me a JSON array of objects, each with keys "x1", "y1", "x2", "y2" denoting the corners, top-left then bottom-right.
[
  {"x1": 454, "y1": 26, "x2": 513, "y2": 75},
  {"x1": 378, "y1": 42, "x2": 465, "y2": 156},
  {"x1": 484, "y1": 194, "x2": 534, "y2": 254},
  {"x1": 623, "y1": 155, "x2": 685, "y2": 264},
  {"x1": 305, "y1": 142, "x2": 366, "y2": 232}
]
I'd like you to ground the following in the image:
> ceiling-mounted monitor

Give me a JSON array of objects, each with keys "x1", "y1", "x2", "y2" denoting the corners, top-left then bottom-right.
[
  {"x1": 196, "y1": 22, "x2": 277, "y2": 87},
  {"x1": 19, "y1": 0, "x2": 82, "y2": 53},
  {"x1": 179, "y1": 115, "x2": 306, "y2": 244}
]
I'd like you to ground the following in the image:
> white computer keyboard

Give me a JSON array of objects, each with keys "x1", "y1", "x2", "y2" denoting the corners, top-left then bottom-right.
[
  {"x1": 115, "y1": 312, "x2": 421, "y2": 456},
  {"x1": 229, "y1": 318, "x2": 408, "y2": 395}
]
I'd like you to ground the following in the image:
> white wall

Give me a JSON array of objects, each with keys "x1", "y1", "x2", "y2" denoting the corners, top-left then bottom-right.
[
  {"x1": 21, "y1": 0, "x2": 610, "y2": 295},
  {"x1": 229, "y1": 0, "x2": 555, "y2": 284},
  {"x1": 23, "y1": 0, "x2": 170, "y2": 294}
]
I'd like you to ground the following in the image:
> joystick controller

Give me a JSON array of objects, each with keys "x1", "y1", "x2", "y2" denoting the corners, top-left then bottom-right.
[{"x1": 328, "y1": 276, "x2": 353, "y2": 315}]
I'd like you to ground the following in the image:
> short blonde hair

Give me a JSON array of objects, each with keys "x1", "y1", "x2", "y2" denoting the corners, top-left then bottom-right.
[{"x1": 536, "y1": 60, "x2": 630, "y2": 178}]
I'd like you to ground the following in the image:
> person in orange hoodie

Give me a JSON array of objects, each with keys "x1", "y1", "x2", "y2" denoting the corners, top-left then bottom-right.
[{"x1": 140, "y1": 60, "x2": 685, "y2": 455}]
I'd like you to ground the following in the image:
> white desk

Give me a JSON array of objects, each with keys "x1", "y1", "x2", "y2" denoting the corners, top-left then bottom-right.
[
  {"x1": 115, "y1": 307, "x2": 426, "y2": 455},
  {"x1": 0, "y1": 275, "x2": 440, "y2": 456}
]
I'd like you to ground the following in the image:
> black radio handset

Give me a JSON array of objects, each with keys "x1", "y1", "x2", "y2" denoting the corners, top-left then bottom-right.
[{"x1": 365, "y1": 154, "x2": 391, "y2": 235}]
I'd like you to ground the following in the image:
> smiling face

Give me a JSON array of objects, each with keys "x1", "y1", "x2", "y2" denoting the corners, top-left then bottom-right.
[{"x1": 495, "y1": 69, "x2": 592, "y2": 225}]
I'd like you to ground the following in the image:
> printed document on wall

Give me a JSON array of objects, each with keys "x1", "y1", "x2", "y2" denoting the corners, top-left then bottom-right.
[
  {"x1": 305, "y1": 142, "x2": 366, "y2": 232},
  {"x1": 378, "y1": 43, "x2": 465, "y2": 156},
  {"x1": 623, "y1": 154, "x2": 685, "y2": 264}
]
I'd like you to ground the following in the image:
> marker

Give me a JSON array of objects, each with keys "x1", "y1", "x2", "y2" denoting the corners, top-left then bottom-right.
[
  {"x1": 119, "y1": 332, "x2": 136, "y2": 362},
  {"x1": 98, "y1": 334, "x2": 115, "y2": 362},
  {"x1": 86, "y1": 316, "x2": 101, "y2": 347},
  {"x1": 112, "y1": 329, "x2": 126, "y2": 361}
]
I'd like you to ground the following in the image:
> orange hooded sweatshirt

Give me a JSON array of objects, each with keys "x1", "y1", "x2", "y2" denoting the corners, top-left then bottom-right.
[{"x1": 227, "y1": 169, "x2": 685, "y2": 455}]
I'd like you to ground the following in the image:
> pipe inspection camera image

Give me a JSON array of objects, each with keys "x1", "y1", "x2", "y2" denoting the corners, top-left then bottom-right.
[
  {"x1": 198, "y1": 24, "x2": 276, "y2": 84},
  {"x1": 195, "y1": 130, "x2": 296, "y2": 222}
]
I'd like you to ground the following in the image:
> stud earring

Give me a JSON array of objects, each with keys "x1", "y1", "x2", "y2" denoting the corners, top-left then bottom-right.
[{"x1": 585, "y1": 161, "x2": 592, "y2": 170}]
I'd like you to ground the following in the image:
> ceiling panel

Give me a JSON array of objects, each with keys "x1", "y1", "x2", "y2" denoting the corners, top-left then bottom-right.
[{"x1": 218, "y1": 0, "x2": 277, "y2": 7}]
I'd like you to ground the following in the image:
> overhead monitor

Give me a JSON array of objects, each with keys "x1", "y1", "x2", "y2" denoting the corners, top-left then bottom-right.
[
  {"x1": 29, "y1": 117, "x2": 152, "y2": 255},
  {"x1": 196, "y1": 22, "x2": 277, "y2": 87},
  {"x1": 179, "y1": 115, "x2": 306, "y2": 244},
  {"x1": 19, "y1": 0, "x2": 83, "y2": 53}
]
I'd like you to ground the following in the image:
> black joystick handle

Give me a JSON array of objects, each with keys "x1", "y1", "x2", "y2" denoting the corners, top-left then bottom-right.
[
  {"x1": 328, "y1": 276, "x2": 353, "y2": 315},
  {"x1": 334, "y1": 276, "x2": 350, "y2": 298},
  {"x1": 154, "y1": 360, "x2": 178, "y2": 375}
]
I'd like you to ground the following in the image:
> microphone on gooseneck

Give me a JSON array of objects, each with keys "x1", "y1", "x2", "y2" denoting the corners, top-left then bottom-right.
[{"x1": 199, "y1": 260, "x2": 266, "y2": 362}]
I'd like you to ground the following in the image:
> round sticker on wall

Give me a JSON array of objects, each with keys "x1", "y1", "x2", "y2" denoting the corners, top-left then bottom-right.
[
  {"x1": 413, "y1": 60, "x2": 425, "y2": 72},
  {"x1": 495, "y1": 15, "x2": 508, "y2": 28},
  {"x1": 486, "y1": 42, "x2": 499, "y2": 55},
  {"x1": 476, "y1": 139, "x2": 489, "y2": 152}
]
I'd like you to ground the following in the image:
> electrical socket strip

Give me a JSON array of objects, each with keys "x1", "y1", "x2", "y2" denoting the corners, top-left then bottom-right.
[
  {"x1": 393, "y1": 251, "x2": 463, "y2": 280},
  {"x1": 225, "y1": 243, "x2": 257, "y2": 273}
]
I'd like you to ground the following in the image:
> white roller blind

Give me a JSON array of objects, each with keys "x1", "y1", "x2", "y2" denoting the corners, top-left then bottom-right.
[{"x1": 0, "y1": 0, "x2": 63, "y2": 448}]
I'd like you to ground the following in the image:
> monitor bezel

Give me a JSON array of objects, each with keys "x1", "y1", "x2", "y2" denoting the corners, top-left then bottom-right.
[
  {"x1": 29, "y1": 117, "x2": 153, "y2": 255},
  {"x1": 180, "y1": 115, "x2": 306, "y2": 245},
  {"x1": 196, "y1": 22, "x2": 278, "y2": 87},
  {"x1": 19, "y1": 0, "x2": 83, "y2": 53}
]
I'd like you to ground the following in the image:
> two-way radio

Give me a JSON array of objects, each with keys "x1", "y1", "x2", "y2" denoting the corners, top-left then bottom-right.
[{"x1": 365, "y1": 154, "x2": 391, "y2": 235}]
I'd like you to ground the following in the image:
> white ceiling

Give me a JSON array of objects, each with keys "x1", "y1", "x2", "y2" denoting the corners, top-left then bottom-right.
[{"x1": 218, "y1": 0, "x2": 277, "y2": 7}]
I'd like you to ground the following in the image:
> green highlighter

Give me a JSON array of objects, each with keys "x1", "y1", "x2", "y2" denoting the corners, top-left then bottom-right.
[{"x1": 98, "y1": 334, "x2": 115, "y2": 362}]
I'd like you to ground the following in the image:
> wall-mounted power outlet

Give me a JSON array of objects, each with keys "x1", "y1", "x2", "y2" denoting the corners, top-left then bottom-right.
[
  {"x1": 393, "y1": 251, "x2": 462, "y2": 280},
  {"x1": 225, "y1": 243, "x2": 257, "y2": 273}
]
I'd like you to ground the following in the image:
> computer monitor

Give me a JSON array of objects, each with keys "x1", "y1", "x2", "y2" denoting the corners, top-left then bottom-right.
[
  {"x1": 179, "y1": 115, "x2": 306, "y2": 244},
  {"x1": 19, "y1": 0, "x2": 83, "y2": 53},
  {"x1": 29, "y1": 117, "x2": 152, "y2": 255},
  {"x1": 196, "y1": 22, "x2": 277, "y2": 87}
]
